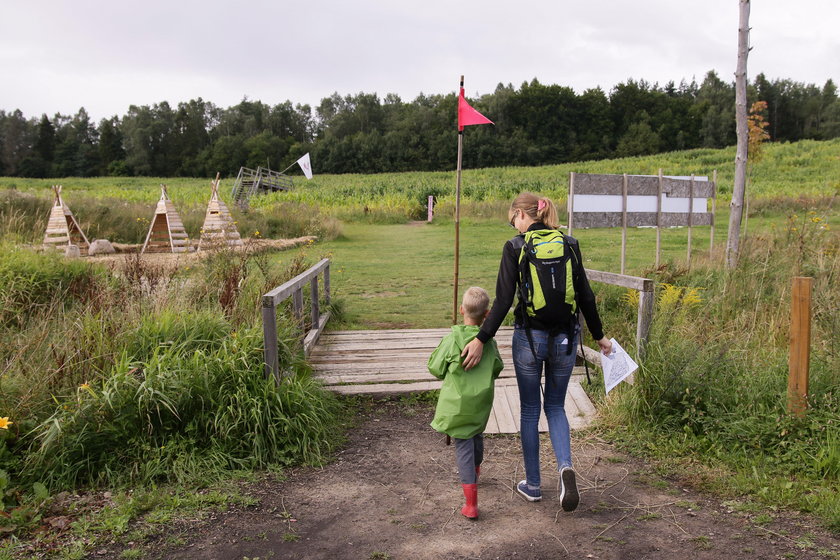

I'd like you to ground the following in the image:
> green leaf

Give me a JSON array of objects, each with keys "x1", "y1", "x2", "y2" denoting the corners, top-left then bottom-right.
[{"x1": 32, "y1": 482, "x2": 49, "y2": 501}]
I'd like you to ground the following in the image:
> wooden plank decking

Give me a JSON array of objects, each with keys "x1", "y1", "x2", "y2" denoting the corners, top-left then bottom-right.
[{"x1": 309, "y1": 327, "x2": 597, "y2": 434}]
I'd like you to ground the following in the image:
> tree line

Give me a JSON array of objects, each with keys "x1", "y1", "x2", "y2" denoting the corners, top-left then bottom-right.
[{"x1": 1, "y1": 71, "x2": 838, "y2": 178}]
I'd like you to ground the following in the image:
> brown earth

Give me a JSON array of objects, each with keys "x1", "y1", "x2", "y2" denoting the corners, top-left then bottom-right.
[{"x1": 97, "y1": 398, "x2": 837, "y2": 560}]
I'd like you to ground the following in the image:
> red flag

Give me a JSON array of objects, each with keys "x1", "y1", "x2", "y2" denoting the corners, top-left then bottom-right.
[{"x1": 457, "y1": 87, "x2": 493, "y2": 131}]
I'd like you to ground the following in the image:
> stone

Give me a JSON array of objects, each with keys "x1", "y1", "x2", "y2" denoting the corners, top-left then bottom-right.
[
  {"x1": 64, "y1": 244, "x2": 81, "y2": 258},
  {"x1": 89, "y1": 239, "x2": 116, "y2": 255}
]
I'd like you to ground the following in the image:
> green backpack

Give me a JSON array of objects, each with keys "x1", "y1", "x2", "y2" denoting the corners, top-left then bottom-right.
[{"x1": 516, "y1": 229, "x2": 580, "y2": 355}]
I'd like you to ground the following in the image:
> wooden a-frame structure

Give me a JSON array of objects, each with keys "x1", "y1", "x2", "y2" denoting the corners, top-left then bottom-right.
[
  {"x1": 198, "y1": 173, "x2": 243, "y2": 251},
  {"x1": 43, "y1": 185, "x2": 90, "y2": 255},
  {"x1": 141, "y1": 185, "x2": 194, "y2": 254}
]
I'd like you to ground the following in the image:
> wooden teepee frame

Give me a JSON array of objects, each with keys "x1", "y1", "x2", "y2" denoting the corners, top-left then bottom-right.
[
  {"x1": 198, "y1": 173, "x2": 243, "y2": 251},
  {"x1": 43, "y1": 185, "x2": 90, "y2": 254},
  {"x1": 141, "y1": 185, "x2": 194, "y2": 254}
]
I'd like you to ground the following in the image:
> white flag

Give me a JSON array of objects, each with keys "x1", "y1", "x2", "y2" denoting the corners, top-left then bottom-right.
[{"x1": 296, "y1": 153, "x2": 313, "y2": 180}]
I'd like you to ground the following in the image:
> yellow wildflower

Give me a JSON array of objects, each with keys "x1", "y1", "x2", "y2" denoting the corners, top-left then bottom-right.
[{"x1": 0, "y1": 417, "x2": 12, "y2": 430}]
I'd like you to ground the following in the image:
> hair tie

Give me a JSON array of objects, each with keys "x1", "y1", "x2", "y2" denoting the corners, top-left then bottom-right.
[{"x1": 537, "y1": 199, "x2": 547, "y2": 211}]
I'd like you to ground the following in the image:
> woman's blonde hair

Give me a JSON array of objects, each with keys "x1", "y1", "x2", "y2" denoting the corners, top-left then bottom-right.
[{"x1": 508, "y1": 192, "x2": 560, "y2": 229}]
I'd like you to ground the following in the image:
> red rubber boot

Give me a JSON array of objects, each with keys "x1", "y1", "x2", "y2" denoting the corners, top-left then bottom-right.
[{"x1": 461, "y1": 484, "x2": 478, "y2": 519}]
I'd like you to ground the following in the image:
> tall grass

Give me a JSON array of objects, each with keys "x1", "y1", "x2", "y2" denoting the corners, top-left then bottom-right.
[
  {"x1": 595, "y1": 215, "x2": 839, "y2": 529},
  {"x1": 0, "y1": 242, "x2": 344, "y2": 496},
  {"x1": 0, "y1": 188, "x2": 340, "y2": 246},
  {"x1": 24, "y1": 326, "x2": 342, "y2": 489},
  {"x1": 0, "y1": 242, "x2": 104, "y2": 328}
]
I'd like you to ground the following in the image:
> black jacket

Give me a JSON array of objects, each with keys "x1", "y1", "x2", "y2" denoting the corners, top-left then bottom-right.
[{"x1": 477, "y1": 222, "x2": 605, "y2": 344}]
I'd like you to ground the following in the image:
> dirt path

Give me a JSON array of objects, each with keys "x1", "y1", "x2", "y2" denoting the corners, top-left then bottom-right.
[{"x1": 110, "y1": 398, "x2": 837, "y2": 560}]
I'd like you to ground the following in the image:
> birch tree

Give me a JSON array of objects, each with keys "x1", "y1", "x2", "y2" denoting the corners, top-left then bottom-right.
[{"x1": 726, "y1": 0, "x2": 751, "y2": 268}]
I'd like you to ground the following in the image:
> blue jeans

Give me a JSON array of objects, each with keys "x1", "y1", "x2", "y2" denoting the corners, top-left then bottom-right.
[{"x1": 513, "y1": 327, "x2": 577, "y2": 488}]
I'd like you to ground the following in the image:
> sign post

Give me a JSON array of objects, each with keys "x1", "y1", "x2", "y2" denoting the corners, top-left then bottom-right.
[{"x1": 788, "y1": 276, "x2": 812, "y2": 417}]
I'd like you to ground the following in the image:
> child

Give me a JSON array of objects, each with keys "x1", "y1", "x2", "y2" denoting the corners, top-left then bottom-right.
[{"x1": 428, "y1": 287, "x2": 504, "y2": 519}]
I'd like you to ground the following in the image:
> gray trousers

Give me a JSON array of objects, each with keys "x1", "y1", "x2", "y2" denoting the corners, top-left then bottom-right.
[{"x1": 453, "y1": 434, "x2": 484, "y2": 484}]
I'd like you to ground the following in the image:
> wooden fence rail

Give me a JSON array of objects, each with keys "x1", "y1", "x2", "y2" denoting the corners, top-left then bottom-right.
[
  {"x1": 584, "y1": 268, "x2": 655, "y2": 361},
  {"x1": 262, "y1": 258, "x2": 331, "y2": 382}
]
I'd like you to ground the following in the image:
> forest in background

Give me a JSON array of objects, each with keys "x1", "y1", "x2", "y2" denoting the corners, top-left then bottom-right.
[{"x1": 1, "y1": 70, "x2": 838, "y2": 178}]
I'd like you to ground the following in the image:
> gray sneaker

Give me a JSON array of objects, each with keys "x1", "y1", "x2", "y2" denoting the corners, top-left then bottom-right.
[
  {"x1": 560, "y1": 467, "x2": 579, "y2": 512},
  {"x1": 516, "y1": 480, "x2": 542, "y2": 502}
]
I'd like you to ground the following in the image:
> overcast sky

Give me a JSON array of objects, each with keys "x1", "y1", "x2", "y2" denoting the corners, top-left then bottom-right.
[{"x1": 1, "y1": 0, "x2": 838, "y2": 122}]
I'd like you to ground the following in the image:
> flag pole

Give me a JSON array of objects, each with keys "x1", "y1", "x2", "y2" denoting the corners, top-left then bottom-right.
[{"x1": 453, "y1": 75, "x2": 465, "y2": 325}]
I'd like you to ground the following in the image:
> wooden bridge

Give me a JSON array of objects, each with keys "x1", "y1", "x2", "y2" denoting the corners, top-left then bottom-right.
[
  {"x1": 308, "y1": 327, "x2": 597, "y2": 434},
  {"x1": 259, "y1": 258, "x2": 661, "y2": 435}
]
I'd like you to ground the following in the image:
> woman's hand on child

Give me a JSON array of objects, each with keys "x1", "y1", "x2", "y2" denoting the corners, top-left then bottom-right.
[{"x1": 461, "y1": 338, "x2": 485, "y2": 370}]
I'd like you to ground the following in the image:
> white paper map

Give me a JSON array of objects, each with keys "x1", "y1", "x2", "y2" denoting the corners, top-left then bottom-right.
[{"x1": 602, "y1": 338, "x2": 638, "y2": 394}]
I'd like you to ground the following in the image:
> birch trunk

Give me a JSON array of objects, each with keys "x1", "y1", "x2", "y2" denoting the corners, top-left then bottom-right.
[{"x1": 726, "y1": 0, "x2": 751, "y2": 268}]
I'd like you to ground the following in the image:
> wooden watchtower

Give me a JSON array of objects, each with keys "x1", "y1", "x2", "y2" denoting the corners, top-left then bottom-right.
[
  {"x1": 43, "y1": 185, "x2": 90, "y2": 255},
  {"x1": 198, "y1": 173, "x2": 243, "y2": 250},
  {"x1": 141, "y1": 185, "x2": 194, "y2": 254},
  {"x1": 230, "y1": 166, "x2": 293, "y2": 210}
]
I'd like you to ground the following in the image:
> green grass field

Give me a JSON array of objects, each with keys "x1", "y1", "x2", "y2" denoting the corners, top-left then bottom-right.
[
  {"x1": 295, "y1": 208, "x2": 824, "y2": 330},
  {"x1": 2, "y1": 138, "x2": 838, "y2": 223}
]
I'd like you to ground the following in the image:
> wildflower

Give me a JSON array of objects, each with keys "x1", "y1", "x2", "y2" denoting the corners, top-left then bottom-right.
[
  {"x1": 0, "y1": 417, "x2": 12, "y2": 430},
  {"x1": 80, "y1": 382, "x2": 96, "y2": 397},
  {"x1": 811, "y1": 217, "x2": 822, "y2": 223}
]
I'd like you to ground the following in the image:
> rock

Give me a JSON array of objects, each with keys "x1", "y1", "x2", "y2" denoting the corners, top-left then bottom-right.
[
  {"x1": 65, "y1": 244, "x2": 80, "y2": 258},
  {"x1": 89, "y1": 239, "x2": 116, "y2": 255}
]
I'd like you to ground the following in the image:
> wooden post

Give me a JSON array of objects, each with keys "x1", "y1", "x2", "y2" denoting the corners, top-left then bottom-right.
[
  {"x1": 262, "y1": 297, "x2": 280, "y2": 382},
  {"x1": 427, "y1": 195, "x2": 434, "y2": 222},
  {"x1": 621, "y1": 173, "x2": 628, "y2": 275},
  {"x1": 656, "y1": 169, "x2": 663, "y2": 267},
  {"x1": 636, "y1": 283, "x2": 655, "y2": 360},
  {"x1": 293, "y1": 288, "x2": 304, "y2": 330},
  {"x1": 324, "y1": 263, "x2": 331, "y2": 305},
  {"x1": 310, "y1": 275, "x2": 320, "y2": 329},
  {"x1": 568, "y1": 172, "x2": 575, "y2": 235},
  {"x1": 710, "y1": 170, "x2": 717, "y2": 253},
  {"x1": 687, "y1": 174, "x2": 695, "y2": 268},
  {"x1": 787, "y1": 277, "x2": 812, "y2": 417}
]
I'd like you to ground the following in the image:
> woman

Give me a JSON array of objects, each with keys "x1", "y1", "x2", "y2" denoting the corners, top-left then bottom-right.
[{"x1": 461, "y1": 192, "x2": 611, "y2": 512}]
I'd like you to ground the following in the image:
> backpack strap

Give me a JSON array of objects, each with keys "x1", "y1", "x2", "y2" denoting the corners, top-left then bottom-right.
[{"x1": 516, "y1": 234, "x2": 539, "y2": 361}]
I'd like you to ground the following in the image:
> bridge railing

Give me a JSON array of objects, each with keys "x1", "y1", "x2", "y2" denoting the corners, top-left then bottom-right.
[
  {"x1": 580, "y1": 269, "x2": 654, "y2": 365},
  {"x1": 261, "y1": 258, "x2": 331, "y2": 382}
]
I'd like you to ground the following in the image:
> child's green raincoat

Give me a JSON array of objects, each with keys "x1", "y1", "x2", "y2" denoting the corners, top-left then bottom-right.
[{"x1": 428, "y1": 325, "x2": 504, "y2": 439}]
